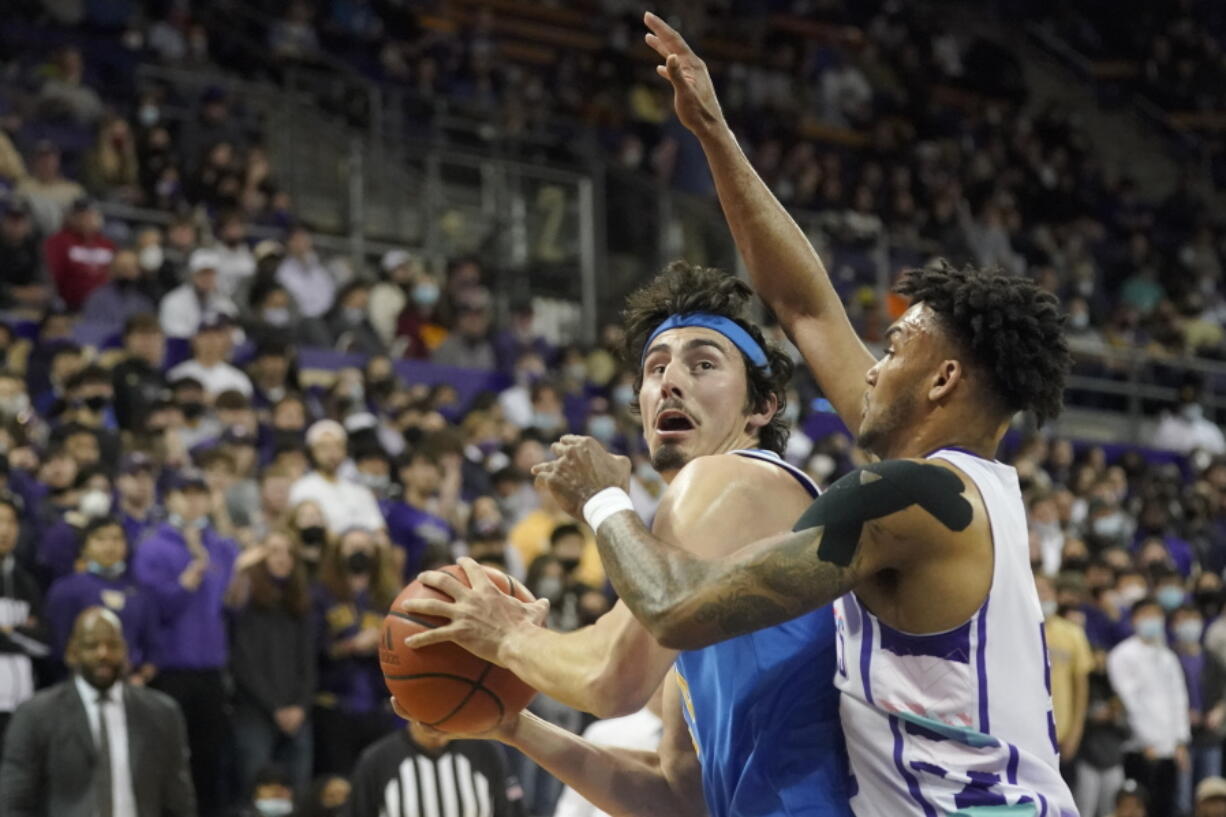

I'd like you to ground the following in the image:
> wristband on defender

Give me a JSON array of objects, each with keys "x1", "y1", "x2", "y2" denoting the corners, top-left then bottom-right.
[{"x1": 583, "y1": 487, "x2": 635, "y2": 532}]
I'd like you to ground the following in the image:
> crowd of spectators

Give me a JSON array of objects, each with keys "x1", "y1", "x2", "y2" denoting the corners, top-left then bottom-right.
[{"x1": 3, "y1": 2, "x2": 1226, "y2": 817}]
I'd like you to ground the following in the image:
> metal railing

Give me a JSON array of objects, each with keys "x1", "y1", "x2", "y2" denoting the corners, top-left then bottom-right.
[{"x1": 126, "y1": 60, "x2": 1226, "y2": 441}]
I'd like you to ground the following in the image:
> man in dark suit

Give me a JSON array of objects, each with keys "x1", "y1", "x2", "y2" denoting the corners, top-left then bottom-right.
[{"x1": 0, "y1": 606, "x2": 196, "y2": 817}]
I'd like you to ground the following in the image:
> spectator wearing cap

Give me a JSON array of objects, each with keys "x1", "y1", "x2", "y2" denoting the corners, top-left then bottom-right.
[
  {"x1": 167, "y1": 315, "x2": 253, "y2": 398},
  {"x1": 0, "y1": 198, "x2": 51, "y2": 311},
  {"x1": 16, "y1": 142, "x2": 86, "y2": 235},
  {"x1": 111, "y1": 313, "x2": 167, "y2": 431},
  {"x1": 432, "y1": 287, "x2": 496, "y2": 370},
  {"x1": 43, "y1": 197, "x2": 115, "y2": 311},
  {"x1": 275, "y1": 225, "x2": 335, "y2": 319},
  {"x1": 80, "y1": 248, "x2": 157, "y2": 334},
  {"x1": 116, "y1": 453, "x2": 162, "y2": 547},
  {"x1": 327, "y1": 280, "x2": 387, "y2": 356},
  {"x1": 213, "y1": 210, "x2": 256, "y2": 301},
  {"x1": 370, "y1": 249, "x2": 416, "y2": 346},
  {"x1": 1197, "y1": 777, "x2": 1226, "y2": 817},
  {"x1": 133, "y1": 469, "x2": 239, "y2": 817},
  {"x1": 44, "y1": 516, "x2": 158, "y2": 681},
  {"x1": 218, "y1": 425, "x2": 262, "y2": 532},
  {"x1": 0, "y1": 495, "x2": 49, "y2": 749},
  {"x1": 159, "y1": 248, "x2": 240, "y2": 338},
  {"x1": 289, "y1": 420, "x2": 386, "y2": 535},
  {"x1": 1109, "y1": 597, "x2": 1191, "y2": 817}
]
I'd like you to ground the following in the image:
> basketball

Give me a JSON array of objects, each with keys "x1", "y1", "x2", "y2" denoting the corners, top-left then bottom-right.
[{"x1": 379, "y1": 564, "x2": 538, "y2": 733}]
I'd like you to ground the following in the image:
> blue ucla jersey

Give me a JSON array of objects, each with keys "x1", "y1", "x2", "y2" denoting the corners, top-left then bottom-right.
[{"x1": 673, "y1": 450, "x2": 852, "y2": 817}]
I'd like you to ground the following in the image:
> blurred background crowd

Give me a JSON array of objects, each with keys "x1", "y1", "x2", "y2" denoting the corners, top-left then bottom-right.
[{"x1": 2, "y1": 0, "x2": 1226, "y2": 816}]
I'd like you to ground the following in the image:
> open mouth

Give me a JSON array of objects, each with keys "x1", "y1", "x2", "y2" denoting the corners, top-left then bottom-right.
[{"x1": 655, "y1": 409, "x2": 695, "y2": 437}]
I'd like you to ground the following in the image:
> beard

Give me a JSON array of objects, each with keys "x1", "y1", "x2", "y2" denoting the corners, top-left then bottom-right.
[
  {"x1": 856, "y1": 390, "x2": 917, "y2": 457},
  {"x1": 651, "y1": 443, "x2": 689, "y2": 475}
]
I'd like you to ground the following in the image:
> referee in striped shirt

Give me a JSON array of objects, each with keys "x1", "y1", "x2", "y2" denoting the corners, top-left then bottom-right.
[{"x1": 347, "y1": 720, "x2": 526, "y2": 817}]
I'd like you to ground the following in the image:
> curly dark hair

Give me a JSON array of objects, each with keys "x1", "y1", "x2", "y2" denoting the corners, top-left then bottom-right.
[
  {"x1": 894, "y1": 259, "x2": 1071, "y2": 425},
  {"x1": 621, "y1": 260, "x2": 794, "y2": 454}
]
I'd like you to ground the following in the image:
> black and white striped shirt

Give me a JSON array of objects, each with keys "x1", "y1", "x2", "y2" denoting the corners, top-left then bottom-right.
[{"x1": 348, "y1": 730, "x2": 525, "y2": 817}]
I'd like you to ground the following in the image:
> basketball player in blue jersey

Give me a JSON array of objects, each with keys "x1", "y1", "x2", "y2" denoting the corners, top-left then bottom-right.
[
  {"x1": 399, "y1": 261, "x2": 852, "y2": 817},
  {"x1": 529, "y1": 13, "x2": 1080, "y2": 817}
]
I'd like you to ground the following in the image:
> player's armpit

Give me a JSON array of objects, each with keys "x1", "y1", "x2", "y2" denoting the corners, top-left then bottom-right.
[{"x1": 594, "y1": 459, "x2": 976, "y2": 649}]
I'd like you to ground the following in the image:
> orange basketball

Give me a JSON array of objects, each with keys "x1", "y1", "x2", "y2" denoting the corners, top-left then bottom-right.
[{"x1": 380, "y1": 564, "x2": 538, "y2": 733}]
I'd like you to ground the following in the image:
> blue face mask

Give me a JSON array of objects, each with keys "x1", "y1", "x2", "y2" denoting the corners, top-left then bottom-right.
[
  {"x1": 412, "y1": 283, "x2": 440, "y2": 307},
  {"x1": 87, "y1": 560, "x2": 126, "y2": 579},
  {"x1": 1157, "y1": 585, "x2": 1186, "y2": 611},
  {"x1": 1176, "y1": 619, "x2": 1204, "y2": 644},
  {"x1": 1135, "y1": 617, "x2": 1166, "y2": 643},
  {"x1": 587, "y1": 414, "x2": 617, "y2": 445}
]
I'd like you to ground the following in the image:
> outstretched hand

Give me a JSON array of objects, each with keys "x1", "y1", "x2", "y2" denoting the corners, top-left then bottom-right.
[{"x1": 644, "y1": 11, "x2": 726, "y2": 137}]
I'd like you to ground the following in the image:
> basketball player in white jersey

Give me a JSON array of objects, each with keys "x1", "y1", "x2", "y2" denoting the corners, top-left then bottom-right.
[{"x1": 530, "y1": 12, "x2": 1078, "y2": 817}]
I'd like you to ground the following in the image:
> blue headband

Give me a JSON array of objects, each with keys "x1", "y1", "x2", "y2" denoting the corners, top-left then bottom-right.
[{"x1": 642, "y1": 313, "x2": 770, "y2": 370}]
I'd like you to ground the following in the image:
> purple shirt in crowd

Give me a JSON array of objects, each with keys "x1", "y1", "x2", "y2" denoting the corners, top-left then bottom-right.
[
  {"x1": 45, "y1": 571, "x2": 159, "y2": 666},
  {"x1": 381, "y1": 499, "x2": 451, "y2": 582},
  {"x1": 313, "y1": 584, "x2": 388, "y2": 715},
  {"x1": 133, "y1": 523, "x2": 238, "y2": 670},
  {"x1": 1180, "y1": 650, "x2": 1206, "y2": 714}
]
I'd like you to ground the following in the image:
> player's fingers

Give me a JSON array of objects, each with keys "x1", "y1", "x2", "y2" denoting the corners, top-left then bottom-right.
[
  {"x1": 389, "y1": 696, "x2": 412, "y2": 720},
  {"x1": 666, "y1": 53, "x2": 687, "y2": 85},
  {"x1": 644, "y1": 11, "x2": 690, "y2": 53},
  {"x1": 414, "y1": 569, "x2": 469, "y2": 599},
  {"x1": 529, "y1": 597, "x2": 550, "y2": 627},
  {"x1": 457, "y1": 556, "x2": 494, "y2": 590},
  {"x1": 403, "y1": 624, "x2": 463, "y2": 650},
  {"x1": 656, "y1": 64, "x2": 669, "y2": 80},
  {"x1": 402, "y1": 598, "x2": 457, "y2": 619},
  {"x1": 644, "y1": 32, "x2": 667, "y2": 59}
]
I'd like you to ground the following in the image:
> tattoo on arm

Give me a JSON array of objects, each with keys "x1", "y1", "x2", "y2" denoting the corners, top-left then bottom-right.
[
  {"x1": 593, "y1": 460, "x2": 972, "y2": 649},
  {"x1": 595, "y1": 514, "x2": 855, "y2": 649}
]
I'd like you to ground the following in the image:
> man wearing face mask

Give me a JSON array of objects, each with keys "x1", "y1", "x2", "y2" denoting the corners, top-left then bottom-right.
[
  {"x1": 395, "y1": 270, "x2": 446, "y2": 359},
  {"x1": 1036, "y1": 572, "x2": 1093, "y2": 784},
  {"x1": 159, "y1": 248, "x2": 239, "y2": 339},
  {"x1": 499, "y1": 350, "x2": 548, "y2": 428},
  {"x1": 1109, "y1": 597, "x2": 1191, "y2": 817},
  {"x1": 133, "y1": 470, "x2": 239, "y2": 817},
  {"x1": 213, "y1": 210, "x2": 255, "y2": 300},
  {"x1": 44, "y1": 517, "x2": 158, "y2": 682},
  {"x1": 1153, "y1": 381, "x2": 1226, "y2": 456},
  {"x1": 171, "y1": 376, "x2": 220, "y2": 451},
  {"x1": 1174, "y1": 603, "x2": 1226, "y2": 815},
  {"x1": 0, "y1": 496, "x2": 49, "y2": 750},
  {"x1": 111, "y1": 313, "x2": 166, "y2": 432},
  {"x1": 327, "y1": 280, "x2": 387, "y2": 356}
]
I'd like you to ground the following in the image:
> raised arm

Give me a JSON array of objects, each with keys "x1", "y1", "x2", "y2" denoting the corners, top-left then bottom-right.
[{"x1": 644, "y1": 11, "x2": 877, "y2": 431}]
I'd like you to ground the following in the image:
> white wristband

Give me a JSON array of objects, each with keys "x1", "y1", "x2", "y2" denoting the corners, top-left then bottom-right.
[{"x1": 583, "y1": 487, "x2": 635, "y2": 533}]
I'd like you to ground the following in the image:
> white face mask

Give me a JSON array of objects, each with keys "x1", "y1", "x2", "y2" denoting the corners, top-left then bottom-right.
[
  {"x1": 1041, "y1": 600, "x2": 1058, "y2": 618},
  {"x1": 138, "y1": 244, "x2": 163, "y2": 272},
  {"x1": 79, "y1": 490, "x2": 112, "y2": 519},
  {"x1": 254, "y1": 799, "x2": 294, "y2": 817}
]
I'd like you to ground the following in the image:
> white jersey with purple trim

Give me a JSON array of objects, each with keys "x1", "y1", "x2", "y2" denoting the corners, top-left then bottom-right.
[{"x1": 832, "y1": 448, "x2": 1078, "y2": 817}]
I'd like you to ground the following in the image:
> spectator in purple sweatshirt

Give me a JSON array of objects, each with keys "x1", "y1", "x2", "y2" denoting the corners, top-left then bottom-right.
[
  {"x1": 115, "y1": 452, "x2": 162, "y2": 550},
  {"x1": 133, "y1": 468, "x2": 238, "y2": 817},
  {"x1": 44, "y1": 516, "x2": 158, "y2": 682},
  {"x1": 311, "y1": 526, "x2": 398, "y2": 776}
]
